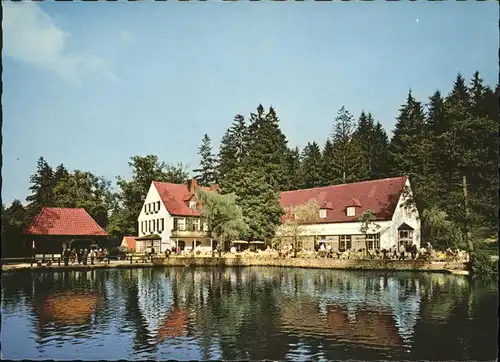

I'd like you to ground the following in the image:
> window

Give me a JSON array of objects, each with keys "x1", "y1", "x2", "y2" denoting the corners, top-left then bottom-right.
[
  {"x1": 339, "y1": 235, "x2": 352, "y2": 251},
  {"x1": 144, "y1": 205, "x2": 148, "y2": 214},
  {"x1": 193, "y1": 218, "x2": 200, "y2": 231},
  {"x1": 366, "y1": 233, "x2": 380, "y2": 250},
  {"x1": 203, "y1": 222, "x2": 209, "y2": 231},
  {"x1": 319, "y1": 209, "x2": 327, "y2": 219},
  {"x1": 189, "y1": 200, "x2": 197, "y2": 210},
  {"x1": 156, "y1": 201, "x2": 160, "y2": 213},
  {"x1": 149, "y1": 220, "x2": 153, "y2": 232},
  {"x1": 144, "y1": 220, "x2": 148, "y2": 234},
  {"x1": 174, "y1": 218, "x2": 186, "y2": 231},
  {"x1": 398, "y1": 230, "x2": 414, "y2": 247},
  {"x1": 159, "y1": 218, "x2": 165, "y2": 233},
  {"x1": 346, "y1": 207, "x2": 355, "y2": 217},
  {"x1": 156, "y1": 219, "x2": 160, "y2": 232},
  {"x1": 140, "y1": 221, "x2": 145, "y2": 234}
]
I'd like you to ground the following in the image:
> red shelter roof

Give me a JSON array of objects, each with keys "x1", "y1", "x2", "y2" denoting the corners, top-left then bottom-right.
[
  {"x1": 25, "y1": 207, "x2": 108, "y2": 236},
  {"x1": 280, "y1": 176, "x2": 408, "y2": 223},
  {"x1": 121, "y1": 236, "x2": 136, "y2": 249},
  {"x1": 153, "y1": 179, "x2": 217, "y2": 217}
]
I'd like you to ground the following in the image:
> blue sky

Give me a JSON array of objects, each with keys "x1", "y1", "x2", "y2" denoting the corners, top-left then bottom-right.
[{"x1": 2, "y1": 1, "x2": 498, "y2": 205}]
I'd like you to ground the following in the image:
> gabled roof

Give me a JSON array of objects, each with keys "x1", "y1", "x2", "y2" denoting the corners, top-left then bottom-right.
[
  {"x1": 152, "y1": 180, "x2": 215, "y2": 217},
  {"x1": 121, "y1": 236, "x2": 136, "y2": 249},
  {"x1": 25, "y1": 207, "x2": 108, "y2": 236},
  {"x1": 280, "y1": 176, "x2": 408, "y2": 223}
]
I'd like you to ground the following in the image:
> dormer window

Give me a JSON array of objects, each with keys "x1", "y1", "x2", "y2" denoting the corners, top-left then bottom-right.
[
  {"x1": 346, "y1": 206, "x2": 356, "y2": 217},
  {"x1": 319, "y1": 209, "x2": 327, "y2": 219},
  {"x1": 189, "y1": 201, "x2": 197, "y2": 210}
]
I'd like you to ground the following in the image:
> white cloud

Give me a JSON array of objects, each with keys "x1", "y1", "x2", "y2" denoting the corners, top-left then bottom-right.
[
  {"x1": 120, "y1": 30, "x2": 134, "y2": 43},
  {"x1": 2, "y1": 2, "x2": 117, "y2": 85}
]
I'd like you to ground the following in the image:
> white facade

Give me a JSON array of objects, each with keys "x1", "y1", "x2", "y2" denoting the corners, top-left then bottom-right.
[
  {"x1": 137, "y1": 183, "x2": 173, "y2": 253},
  {"x1": 277, "y1": 178, "x2": 421, "y2": 251}
]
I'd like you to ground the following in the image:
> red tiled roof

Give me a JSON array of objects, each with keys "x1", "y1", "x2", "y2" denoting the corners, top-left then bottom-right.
[
  {"x1": 121, "y1": 236, "x2": 136, "y2": 249},
  {"x1": 153, "y1": 180, "x2": 214, "y2": 217},
  {"x1": 280, "y1": 176, "x2": 408, "y2": 223},
  {"x1": 25, "y1": 208, "x2": 108, "y2": 236}
]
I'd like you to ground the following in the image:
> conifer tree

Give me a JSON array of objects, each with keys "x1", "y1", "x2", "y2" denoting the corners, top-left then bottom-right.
[
  {"x1": 194, "y1": 134, "x2": 217, "y2": 186},
  {"x1": 352, "y1": 111, "x2": 375, "y2": 180},
  {"x1": 330, "y1": 106, "x2": 364, "y2": 184},
  {"x1": 221, "y1": 167, "x2": 284, "y2": 241},
  {"x1": 298, "y1": 142, "x2": 323, "y2": 189},
  {"x1": 26, "y1": 157, "x2": 55, "y2": 216},
  {"x1": 371, "y1": 122, "x2": 390, "y2": 180},
  {"x1": 245, "y1": 105, "x2": 289, "y2": 190},
  {"x1": 217, "y1": 114, "x2": 248, "y2": 182},
  {"x1": 284, "y1": 147, "x2": 301, "y2": 191},
  {"x1": 321, "y1": 139, "x2": 335, "y2": 186}
]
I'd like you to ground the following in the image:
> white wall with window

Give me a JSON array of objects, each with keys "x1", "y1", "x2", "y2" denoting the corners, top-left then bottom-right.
[
  {"x1": 366, "y1": 233, "x2": 381, "y2": 250},
  {"x1": 137, "y1": 183, "x2": 173, "y2": 253},
  {"x1": 339, "y1": 235, "x2": 352, "y2": 251}
]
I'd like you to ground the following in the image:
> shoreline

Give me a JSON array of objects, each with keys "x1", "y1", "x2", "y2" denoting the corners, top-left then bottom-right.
[{"x1": 1, "y1": 256, "x2": 470, "y2": 275}]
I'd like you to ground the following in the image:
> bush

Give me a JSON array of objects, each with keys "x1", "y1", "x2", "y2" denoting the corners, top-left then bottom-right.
[{"x1": 470, "y1": 249, "x2": 498, "y2": 279}]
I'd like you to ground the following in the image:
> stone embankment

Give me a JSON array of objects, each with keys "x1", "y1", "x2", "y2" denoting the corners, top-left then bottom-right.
[
  {"x1": 1, "y1": 256, "x2": 469, "y2": 275},
  {"x1": 152, "y1": 255, "x2": 469, "y2": 275}
]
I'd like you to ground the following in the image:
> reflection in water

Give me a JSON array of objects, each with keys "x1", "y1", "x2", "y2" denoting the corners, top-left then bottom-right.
[{"x1": 1, "y1": 268, "x2": 497, "y2": 361}]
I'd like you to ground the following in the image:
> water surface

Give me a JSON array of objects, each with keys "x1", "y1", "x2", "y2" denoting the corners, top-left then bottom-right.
[{"x1": 1, "y1": 267, "x2": 498, "y2": 361}]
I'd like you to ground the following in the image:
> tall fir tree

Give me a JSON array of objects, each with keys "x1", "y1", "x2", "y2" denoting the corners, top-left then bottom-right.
[
  {"x1": 389, "y1": 91, "x2": 433, "y2": 215},
  {"x1": 329, "y1": 106, "x2": 364, "y2": 184},
  {"x1": 193, "y1": 134, "x2": 217, "y2": 186},
  {"x1": 352, "y1": 111, "x2": 375, "y2": 180},
  {"x1": 26, "y1": 157, "x2": 55, "y2": 217},
  {"x1": 321, "y1": 139, "x2": 335, "y2": 186},
  {"x1": 217, "y1": 114, "x2": 248, "y2": 184},
  {"x1": 298, "y1": 142, "x2": 323, "y2": 189},
  {"x1": 245, "y1": 105, "x2": 289, "y2": 190},
  {"x1": 284, "y1": 147, "x2": 301, "y2": 191},
  {"x1": 371, "y1": 122, "x2": 390, "y2": 180},
  {"x1": 221, "y1": 167, "x2": 284, "y2": 241}
]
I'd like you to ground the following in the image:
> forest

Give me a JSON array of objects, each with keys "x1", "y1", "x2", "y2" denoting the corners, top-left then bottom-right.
[{"x1": 2, "y1": 71, "x2": 498, "y2": 256}]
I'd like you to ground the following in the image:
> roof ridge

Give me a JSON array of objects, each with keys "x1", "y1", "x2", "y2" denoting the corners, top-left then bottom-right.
[{"x1": 281, "y1": 176, "x2": 407, "y2": 193}]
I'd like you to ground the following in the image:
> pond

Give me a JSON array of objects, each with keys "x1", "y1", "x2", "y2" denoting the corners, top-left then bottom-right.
[{"x1": 1, "y1": 267, "x2": 498, "y2": 361}]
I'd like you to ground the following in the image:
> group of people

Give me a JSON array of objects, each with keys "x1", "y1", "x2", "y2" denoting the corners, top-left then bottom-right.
[{"x1": 62, "y1": 247, "x2": 109, "y2": 266}]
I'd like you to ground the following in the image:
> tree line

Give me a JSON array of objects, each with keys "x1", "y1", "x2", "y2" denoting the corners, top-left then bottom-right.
[{"x1": 2, "y1": 71, "x2": 498, "y2": 256}]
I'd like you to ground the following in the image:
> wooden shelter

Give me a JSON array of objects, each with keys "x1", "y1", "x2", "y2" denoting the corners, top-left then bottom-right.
[
  {"x1": 135, "y1": 233, "x2": 161, "y2": 254},
  {"x1": 25, "y1": 207, "x2": 108, "y2": 255}
]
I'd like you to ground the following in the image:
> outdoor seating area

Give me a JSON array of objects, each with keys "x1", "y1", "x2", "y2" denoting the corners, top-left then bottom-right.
[{"x1": 154, "y1": 244, "x2": 471, "y2": 264}]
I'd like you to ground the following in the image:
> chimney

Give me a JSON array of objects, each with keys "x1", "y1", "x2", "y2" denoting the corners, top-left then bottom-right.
[{"x1": 187, "y1": 178, "x2": 198, "y2": 194}]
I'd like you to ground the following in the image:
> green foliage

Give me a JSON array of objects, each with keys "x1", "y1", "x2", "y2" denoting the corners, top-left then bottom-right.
[
  {"x1": 193, "y1": 134, "x2": 217, "y2": 186},
  {"x1": 298, "y1": 142, "x2": 323, "y2": 189},
  {"x1": 52, "y1": 170, "x2": 114, "y2": 228},
  {"x1": 422, "y1": 207, "x2": 464, "y2": 249},
  {"x1": 283, "y1": 147, "x2": 301, "y2": 191},
  {"x1": 26, "y1": 157, "x2": 56, "y2": 217},
  {"x1": 217, "y1": 114, "x2": 248, "y2": 183},
  {"x1": 244, "y1": 105, "x2": 289, "y2": 189},
  {"x1": 222, "y1": 167, "x2": 284, "y2": 241},
  {"x1": 195, "y1": 189, "x2": 248, "y2": 246},
  {"x1": 1, "y1": 200, "x2": 30, "y2": 256},
  {"x1": 470, "y1": 249, "x2": 498, "y2": 279},
  {"x1": 329, "y1": 106, "x2": 365, "y2": 184}
]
